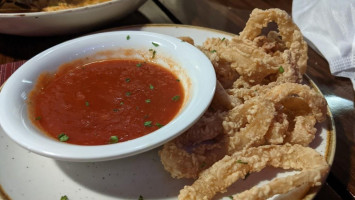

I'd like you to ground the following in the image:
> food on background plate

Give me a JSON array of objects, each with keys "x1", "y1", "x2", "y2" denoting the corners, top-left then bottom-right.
[
  {"x1": 28, "y1": 59, "x2": 184, "y2": 145},
  {"x1": 0, "y1": 0, "x2": 110, "y2": 13},
  {"x1": 159, "y1": 8, "x2": 330, "y2": 199}
]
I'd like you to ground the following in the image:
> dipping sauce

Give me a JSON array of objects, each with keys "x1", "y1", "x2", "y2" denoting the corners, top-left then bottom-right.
[{"x1": 28, "y1": 59, "x2": 184, "y2": 145}]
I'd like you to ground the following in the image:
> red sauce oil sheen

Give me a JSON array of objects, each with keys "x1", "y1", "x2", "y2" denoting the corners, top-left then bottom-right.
[{"x1": 28, "y1": 59, "x2": 184, "y2": 145}]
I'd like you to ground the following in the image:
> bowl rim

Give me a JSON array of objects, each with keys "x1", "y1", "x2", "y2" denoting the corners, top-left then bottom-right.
[
  {"x1": 0, "y1": 30, "x2": 216, "y2": 162},
  {"x1": 0, "y1": 0, "x2": 145, "y2": 17}
]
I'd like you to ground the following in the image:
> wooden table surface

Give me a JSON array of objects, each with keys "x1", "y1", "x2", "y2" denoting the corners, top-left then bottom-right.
[{"x1": 0, "y1": 0, "x2": 354, "y2": 199}]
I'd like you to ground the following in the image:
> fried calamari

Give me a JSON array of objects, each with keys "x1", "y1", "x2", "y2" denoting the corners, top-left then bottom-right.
[
  {"x1": 158, "y1": 7, "x2": 330, "y2": 200},
  {"x1": 178, "y1": 144, "x2": 329, "y2": 200}
]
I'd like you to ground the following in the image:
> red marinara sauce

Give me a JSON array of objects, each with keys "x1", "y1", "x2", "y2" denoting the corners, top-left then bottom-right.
[{"x1": 28, "y1": 59, "x2": 184, "y2": 145}]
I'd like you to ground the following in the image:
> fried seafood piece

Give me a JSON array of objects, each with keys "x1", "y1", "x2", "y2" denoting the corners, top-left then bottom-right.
[
  {"x1": 160, "y1": 82, "x2": 327, "y2": 179},
  {"x1": 159, "y1": 93, "x2": 275, "y2": 179},
  {"x1": 200, "y1": 38, "x2": 240, "y2": 89},
  {"x1": 240, "y1": 8, "x2": 308, "y2": 75},
  {"x1": 159, "y1": 110, "x2": 228, "y2": 179},
  {"x1": 201, "y1": 8, "x2": 307, "y2": 90},
  {"x1": 264, "y1": 82, "x2": 327, "y2": 146},
  {"x1": 223, "y1": 98, "x2": 275, "y2": 153},
  {"x1": 178, "y1": 144, "x2": 329, "y2": 200},
  {"x1": 225, "y1": 82, "x2": 327, "y2": 147}
]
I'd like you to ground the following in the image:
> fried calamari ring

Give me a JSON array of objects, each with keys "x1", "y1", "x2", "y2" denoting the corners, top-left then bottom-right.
[
  {"x1": 159, "y1": 110, "x2": 227, "y2": 179},
  {"x1": 265, "y1": 82, "x2": 326, "y2": 122},
  {"x1": 200, "y1": 38, "x2": 240, "y2": 89},
  {"x1": 264, "y1": 82, "x2": 327, "y2": 146},
  {"x1": 159, "y1": 97, "x2": 275, "y2": 179},
  {"x1": 178, "y1": 144, "x2": 329, "y2": 200},
  {"x1": 240, "y1": 8, "x2": 308, "y2": 75},
  {"x1": 223, "y1": 98, "x2": 275, "y2": 153}
]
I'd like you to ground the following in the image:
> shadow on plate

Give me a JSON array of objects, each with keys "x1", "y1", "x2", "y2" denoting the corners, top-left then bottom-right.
[{"x1": 55, "y1": 147, "x2": 193, "y2": 199}]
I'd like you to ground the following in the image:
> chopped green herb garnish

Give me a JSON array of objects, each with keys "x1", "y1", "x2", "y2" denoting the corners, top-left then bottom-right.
[
  {"x1": 221, "y1": 37, "x2": 226, "y2": 41},
  {"x1": 279, "y1": 66, "x2": 284, "y2": 73},
  {"x1": 126, "y1": 35, "x2": 130, "y2": 40},
  {"x1": 172, "y1": 95, "x2": 180, "y2": 101},
  {"x1": 145, "y1": 99, "x2": 151, "y2": 103},
  {"x1": 149, "y1": 49, "x2": 157, "y2": 58},
  {"x1": 210, "y1": 50, "x2": 217, "y2": 53},
  {"x1": 126, "y1": 92, "x2": 131, "y2": 96},
  {"x1": 136, "y1": 63, "x2": 142, "y2": 67},
  {"x1": 60, "y1": 195, "x2": 69, "y2": 200},
  {"x1": 35, "y1": 116, "x2": 41, "y2": 120},
  {"x1": 113, "y1": 108, "x2": 119, "y2": 112},
  {"x1": 120, "y1": 102, "x2": 124, "y2": 105},
  {"x1": 155, "y1": 123, "x2": 163, "y2": 128},
  {"x1": 236, "y1": 160, "x2": 248, "y2": 164},
  {"x1": 138, "y1": 195, "x2": 144, "y2": 200},
  {"x1": 85, "y1": 101, "x2": 89, "y2": 106},
  {"x1": 228, "y1": 195, "x2": 233, "y2": 199},
  {"x1": 110, "y1": 136, "x2": 119, "y2": 143},
  {"x1": 58, "y1": 133, "x2": 69, "y2": 142},
  {"x1": 125, "y1": 78, "x2": 130, "y2": 82},
  {"x1": 144, "y1": 121, "x2": 152, "y2": 127},
  {"x1": 176, "y1": 79, "x2": 180, "y2": 82},
  {"x1": 152, "y1": 42, "x2": 159, "y2": 47},
  {"x1": 149, "y1": 84, "x2": 154, "y2": 90}
]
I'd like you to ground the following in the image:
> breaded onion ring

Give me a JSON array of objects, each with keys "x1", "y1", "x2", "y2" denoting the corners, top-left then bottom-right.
[{"x1": 178, "y1": 144, "x2": 329, "y2": 200}]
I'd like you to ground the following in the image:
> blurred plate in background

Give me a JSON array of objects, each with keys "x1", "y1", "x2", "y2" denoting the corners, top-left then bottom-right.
[{"x1": 0, "y1": 0, "x2": 147, "y2": 36}]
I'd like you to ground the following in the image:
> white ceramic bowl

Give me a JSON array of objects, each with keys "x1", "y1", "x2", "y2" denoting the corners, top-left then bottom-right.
[
  {"x1": 0, "y1": 31, "x2": 216, "y2": 162},
  {"x1": 0, "y1": 0, "x2": 146, "y2": 36}
]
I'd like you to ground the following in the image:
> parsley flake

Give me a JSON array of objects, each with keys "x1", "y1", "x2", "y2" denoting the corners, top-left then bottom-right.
[
  {"x1": 176, "y1": 79, "x2": 180, "y2": 82},
  {"x1": 85, "y1": 101, "x2": 89, "y2": 106},
  {"x1": 228, "y1": 195, "x2": 233, "y2": 199},
  {"x1": 60, "y1": 195, "x2": 69, "y2": 200},
  {"x1": 58, "y1": 133, "x2": 69, "y2": 142},
  {"x1": 149, "y1": 84, "x2": 154, "y2": 90},
  {"x1": 145, "y1": 99, "x2": 151, "y2": 103},
  {"x1": 149, "y1": 49, "x2": 157, "y2": 58},
  {"x1": 152, "y1": 42, "x2": 159, "y2": 47},
  {"x1": 136, "y1": 63, "x2": 142, "y2": 67},
  {"x1": 210, "y1": 50, "x2": 217, "y2": 53},
  {"x1": 126, "y1": 35, "x2": 130, "y2": 40},
  {"x1": 35, "y1": 116, "x2": 41, "y2": 120},
  {"x1": 144, "y1": 121, "x2": 152, "y2": 127},
  {"x1": 172, "y1": 95, "x2": 180, "y2": 101},
  {"x1": 125, "y1": 78, "x2": 130, "y2": 82},
  {"x1": 236, "y1": 160, "x2": 248, "y2": 164},
  {"x1": 155, "y1": 123, "x2": 164, "y2": 128},
  {"x1": 110, "y1": 136, "x2": 119, "y2": 144},
  {"x1": 221, "y1": 37, "x2": 226, "y2": 41},
  {"x1": 126, "y1": 92, "x2": 131, "y2": 96},
  {"x1": 279, "y1": 66, "x2": 285, "y2": 73}
]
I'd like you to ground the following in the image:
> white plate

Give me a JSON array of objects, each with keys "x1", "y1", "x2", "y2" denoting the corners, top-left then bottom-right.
[
  {"x1": 0, "y1": 0, "x2": 146, "y2": 36},
  {"x1": 0, "y1": 24, "x2": 336, "y2": 200}
]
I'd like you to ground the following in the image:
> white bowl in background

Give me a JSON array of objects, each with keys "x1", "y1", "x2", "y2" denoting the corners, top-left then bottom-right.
[
  {"x1": 0, "y1": 31, "x2": 216, "y2": 162},
  {"x1": 0, "y1": 0, "x2": 147, "y2": 36}
]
